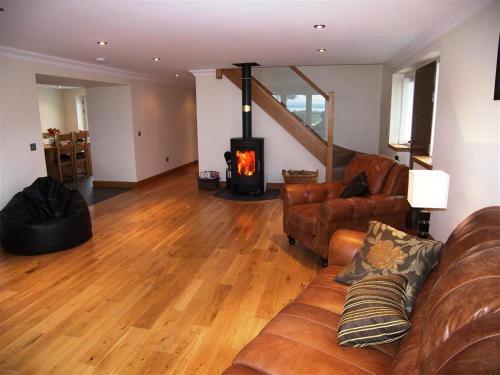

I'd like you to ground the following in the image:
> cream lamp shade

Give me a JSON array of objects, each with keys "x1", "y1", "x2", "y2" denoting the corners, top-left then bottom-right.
[{"x1": 407, "y1": 170, "x2": 450, "y2": 209}]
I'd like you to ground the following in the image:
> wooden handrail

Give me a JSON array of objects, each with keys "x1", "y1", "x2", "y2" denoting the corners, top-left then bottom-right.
[{"x1": 289, "y1": 66, "x2": 329, "y2": 100}]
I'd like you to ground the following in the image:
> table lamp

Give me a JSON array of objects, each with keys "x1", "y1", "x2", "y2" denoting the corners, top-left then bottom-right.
[{"x1": 407, "y1": 170, "x2": 450, "y2": 238}]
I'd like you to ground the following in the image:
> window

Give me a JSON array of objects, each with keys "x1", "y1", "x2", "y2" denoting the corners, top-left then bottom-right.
[
  {"x1": 311, "y1": 94, "x2": 326, "y2": 127},
  {"x1": 286, "y1": 94, "x2": 307, "y2": 122},
  {"x1": 389, "y1": 60, "x2": 439, "y2": 158},
  {"x1": 399, "y1": 74, "x2": 414, "y2": 144}
]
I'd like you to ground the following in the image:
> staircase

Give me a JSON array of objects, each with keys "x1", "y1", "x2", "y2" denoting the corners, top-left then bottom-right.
[{"x1": 221, "y1": 67, "x2": 356, "y2": 178}]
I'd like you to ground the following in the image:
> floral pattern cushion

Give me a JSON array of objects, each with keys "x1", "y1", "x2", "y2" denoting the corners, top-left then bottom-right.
[{"x1": 335, "y1": 221, "x2": 443, "y2": 313}]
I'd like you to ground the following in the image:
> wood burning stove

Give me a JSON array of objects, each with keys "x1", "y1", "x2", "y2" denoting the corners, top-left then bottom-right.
[
  {"x1": 230, "y1": 62, "x2": 265, "y2": 195},
  {"x1": 230, "y1": 137, "x2": 264, "y2": 194}
]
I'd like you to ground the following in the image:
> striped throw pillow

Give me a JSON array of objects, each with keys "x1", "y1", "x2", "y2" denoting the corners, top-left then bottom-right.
[{"x1": 338, "y1": 274, "x2": 411, "y2": 347}]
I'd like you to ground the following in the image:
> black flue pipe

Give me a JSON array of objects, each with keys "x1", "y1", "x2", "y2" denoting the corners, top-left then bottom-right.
[{"x1": 241, "y1": 63, "x2": 252, "y2": 139}]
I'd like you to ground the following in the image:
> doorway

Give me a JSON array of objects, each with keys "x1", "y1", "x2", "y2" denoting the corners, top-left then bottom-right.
[{"x1": 35, "y1": 74, "x2": 130, "y2": 205}]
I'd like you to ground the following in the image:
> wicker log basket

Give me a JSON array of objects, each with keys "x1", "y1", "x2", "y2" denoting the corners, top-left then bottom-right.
[{"x1": 282, "y1": 169, "x2": 319, "y2": 184}]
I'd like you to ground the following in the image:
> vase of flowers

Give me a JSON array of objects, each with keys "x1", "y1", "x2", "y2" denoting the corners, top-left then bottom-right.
[{"x1": 47, "y1": 128, "x2": 61, "y2": 145}]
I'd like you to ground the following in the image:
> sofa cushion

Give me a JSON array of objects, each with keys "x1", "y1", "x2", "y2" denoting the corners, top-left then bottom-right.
[
  {"x1": 338, "y1": 274, "x2": 411, "y2": 347},
  {"x1": 233, "y1": 333, "x2": 391, "y2": 375},
  {"x1": 222, "y1": 365, "x2": 265, "y2": 375},
  {"x1": 335, "y1": 221, "x2": 442, "y2": 312},
  {"x1": 229, "y1": 265, "x2": 396, "y2": 375},
  {"x1": 288, "y1": 203, "x2": 321, "y2": 235}
]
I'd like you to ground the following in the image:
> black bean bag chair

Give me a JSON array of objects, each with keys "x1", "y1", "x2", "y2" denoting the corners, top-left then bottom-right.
[{"x1": 0, "y1": 177, "x2": 92, "y2": 255}]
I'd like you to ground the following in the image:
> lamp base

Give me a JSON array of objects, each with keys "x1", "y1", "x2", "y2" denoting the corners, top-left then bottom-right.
[{"x1": 417, "y1": 210, "x2": 431, "y2": 239}]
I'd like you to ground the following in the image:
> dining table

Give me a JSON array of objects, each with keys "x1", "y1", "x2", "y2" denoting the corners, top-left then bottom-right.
[{"x1": 44, "y1": 142, "x2": 93, "y2": 180}]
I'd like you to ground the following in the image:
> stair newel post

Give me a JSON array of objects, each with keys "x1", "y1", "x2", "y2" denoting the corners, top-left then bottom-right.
[{"x1": 326, "y1": 92, "x2": 335, "y2": 182}]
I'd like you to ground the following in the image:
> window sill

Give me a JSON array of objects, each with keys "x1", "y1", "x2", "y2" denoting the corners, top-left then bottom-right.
[
  {"x1": 388, "y1": 143, "x2": 411, "y2": 152},
  {"x1": 412, "y1": 156, "x2": 433, "y2": 170}
]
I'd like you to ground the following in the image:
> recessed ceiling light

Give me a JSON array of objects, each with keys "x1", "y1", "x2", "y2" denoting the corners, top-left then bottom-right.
[
  {"x1": 0, "y1": 7, "x2": 5, "y2": 12},
  {"x1": 97, "y1": 41, "x2": 108, "y2": 46},
  {"x1": 95, "y1": 57, "x2": 107, "y2": 63},
  {"x1": 58, "y1": 86, "x2": 62, "y2": 89},
  {"x1": 153, "y1": 57, "x2": 161, "y2": 62},
  {"x1": 317, "y1": 48, "x2": 327, "y2": 53},
  {"x1": 175, "y1": 74, "x2": 180, "y2": 78},
  {"x1": 313, "y1": 24, "x2": 326, "y2": 29}
]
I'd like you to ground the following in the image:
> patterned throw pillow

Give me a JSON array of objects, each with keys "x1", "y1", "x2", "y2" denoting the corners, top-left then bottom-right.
[
  {"x1": 338, "y1": 274, "x2": 411, "y2": 347},
  {"x1": 335, "y1": 221, "x2": 443, "y2": 313}
]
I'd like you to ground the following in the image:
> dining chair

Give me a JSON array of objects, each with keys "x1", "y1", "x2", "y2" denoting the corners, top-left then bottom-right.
[
  {"x1": 72, "y1": 131, "x2": 92, "y2": 179},
  {"x1": 55, "y1": 133, "x2": 77, "y2": 183}
]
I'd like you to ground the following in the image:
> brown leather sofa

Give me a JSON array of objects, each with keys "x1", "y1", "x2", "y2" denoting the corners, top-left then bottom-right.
[
  {"x1": 282, "y1": 154, "x2": 410, "y2": 265},
  {"x1": 222, "y1": 206, "x2": 500, "y2": 375}
]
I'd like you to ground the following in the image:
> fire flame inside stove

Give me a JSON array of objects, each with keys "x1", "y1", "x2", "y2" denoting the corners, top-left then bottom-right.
[{"x1": 236, "y1": 150, "x2": 256, "y2": 176}]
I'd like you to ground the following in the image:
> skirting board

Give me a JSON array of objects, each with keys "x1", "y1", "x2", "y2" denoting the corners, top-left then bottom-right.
[
  {"x1": 92, "y1": 180, "x2": 137, "y2": 189},
  {"x1": 93, "y1": 160, "x2": 198, "y2": 189}
]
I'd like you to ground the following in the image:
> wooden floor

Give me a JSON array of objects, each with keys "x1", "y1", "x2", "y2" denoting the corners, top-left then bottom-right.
[{"x1": 0, "y1": 165, "x2": 320, "y2": 375}]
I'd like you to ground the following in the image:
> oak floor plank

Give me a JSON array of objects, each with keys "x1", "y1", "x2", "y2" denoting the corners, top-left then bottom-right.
[{"x1": 0, "y1": 165, "x2": 319, "y2": 374}]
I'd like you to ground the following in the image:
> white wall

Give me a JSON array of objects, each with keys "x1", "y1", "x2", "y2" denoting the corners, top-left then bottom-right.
[
  {"x1": 298, "y1": 65, "x2": 384, "y2": 154},
  {"x1": 194, "y1": 72, "x2": 325, "y2": 183},
  {"x1": 378, "y1": 65, "x2": 394, "y2": 157},
  {"x1": 431, "y1": 2, "x2": 500, "y2": 240},
  {"x1": 37, "y1": 86, "x2": 66, "y2": 133},
  {"x1": 37, "y1": 86, "x2": 86, "y2": 133},
  {"x1": 86, "y1": 86, "x2": 137, "y2": 182},
  {"x1": 0, "y1": 51, "x2": 197, "y2": 208},
  {"x1": 62, "y1": 88, "x2": 86, "y2": 132},
  {"x1": 385, "y1": 2, "x2": 500, "y2": 241},
  {"x1": 131, "y1": 81, "x2": 198, "y2": 181},
  {"x1": 0, "y1": 58, "x2": 47, "y2": 207}
]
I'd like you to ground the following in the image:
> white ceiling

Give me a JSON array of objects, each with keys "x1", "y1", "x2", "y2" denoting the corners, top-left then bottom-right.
[{"x1": 0, "y1": 1, "x2": 491, "y2": 87}]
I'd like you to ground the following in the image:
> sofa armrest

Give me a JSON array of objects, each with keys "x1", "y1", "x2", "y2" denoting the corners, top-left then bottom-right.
[
  {"x1": 328, "y1": 229, "x2": 366, "y2": 266},
  {"x1": 369, "y1": 194, "x2": 410, "y2": 216},
  {"x1": 281, "y1": 181, "x2": 344, "y2": 207}
]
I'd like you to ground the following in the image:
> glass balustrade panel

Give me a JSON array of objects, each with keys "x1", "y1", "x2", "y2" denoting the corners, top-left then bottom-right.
[{"x1": 252, "y1": 67, "x2": 327, "y2": 140}]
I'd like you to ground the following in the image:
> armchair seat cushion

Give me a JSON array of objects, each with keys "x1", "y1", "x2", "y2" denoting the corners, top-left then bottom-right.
[{"x1": 288, "y1": 203, "x2": 321, "y2": 236}]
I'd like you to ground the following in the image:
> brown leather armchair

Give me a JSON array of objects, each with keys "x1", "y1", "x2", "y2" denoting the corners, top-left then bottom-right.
[{"x1": 281, "y1": 154, "x2": 410, "y2": 265}]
